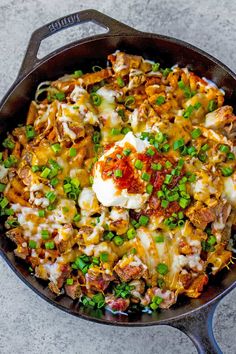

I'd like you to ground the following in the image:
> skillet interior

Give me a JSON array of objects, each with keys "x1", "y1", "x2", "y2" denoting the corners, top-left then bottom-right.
[{"x1": 0, "y1": 33, "x2": 236, "y2": 325}]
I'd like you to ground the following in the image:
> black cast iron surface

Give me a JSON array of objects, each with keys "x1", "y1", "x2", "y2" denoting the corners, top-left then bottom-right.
[{"x1": 0, "y1": 9, "x2": 235, "y2": 354}]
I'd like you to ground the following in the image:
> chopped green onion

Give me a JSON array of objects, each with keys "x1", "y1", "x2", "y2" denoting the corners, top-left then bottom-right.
[
  {"x1": 38, "y1": 210, "x2": 45, "y2": 218},
  {"x1": 194, "y1": 102, "x2": 202, "y2": 109},
  {"x1": 51, "y1": 143, "x2": 61, "y2": 154},
  {"x1": 162, "y1": 68, "x2": 172, "y2": 77},
  {"x1": 111, "y1": 128, "x2": 120, "y2": 135},
  {"x1": 227, "y1": 152, "x2": 235, "y2": 160},
  {"x1": 208, "y1": 235, "x2": 217, "y2": 245},
  {"x1": 0, "y1": 183, "x2": 6, "y2": 192},
  {"x1": 66, "y1": 278, "x2": 74, "y2": 285},
  {"x1": 50, "y1": 178, "x2": 59, "y2": 187},
  {"x1": 45, "y1": 241, "x2": 55, "y2": 249},
  {"x1": 28, "y1": 240, "x2": 37, "y2": 249},
  {"x1": 173, "y1": 138, "x2": 185, "y2": 151},
  {"x1": 198, "y1": 152, "x2": 207, "y2": 162},
  {"x1": 26, "y1": 125, "x2": 36, "y2": 140},
  {"x1": 123, "y1": 148, "x2": 131, "y2": 156},
  {"x1": 191, "y1": 128, "x2": 202, "y2": 139},
  {"x1": 6, "y1": 218, "x2": 19, "y2": 227},
  {"x1": 164, "y1": 174, "x2": 173, "y2": 184},
  {"x1": 40, "y1": 167, "x2": 51, "y2": 179},
  {"x1": 146, "y1": 147, "x2": 155, "y2": 156},
  {"x1": 165, "y1": 161, "x2": 172, "y2": 169},
  {"x1": 125, "y1": 96, "x2": 135, "y2": 107},
  {"x1": 187, "y1": 146, "x2": 197, "y2": 156},
  {"x1": 183, "y1": 105, "x2": 194, "y2": 119},
  {"x1": 41, "y1": 230, "x2": 49, "y2": 240},
  {"x1": 113, "y1": 235, "x2": 124, "y2": 246},
  {"x1": 162, "y1": 144, "x2": 170, "y2": 152},
  {"x1": 208, "y1": 100, "x2": 217, "y2": 112},
  {"x1": 114, "y1": 169, "x2": 123, "y2": 178},
  {"x1": 219, "y1": 145, "x2": 230, "y2": 154},
  {"x1": 121, "y1": 126, "x2": 131, "y2": 135},
  {"x1": 0, "y1": 197, "x2": 9, "y2": 209},
  {"x1": 100, "y1": 252, "x2": 109, "y2": 262},
  {"x1": 141, "y1": 172, "x2": 150, "y2": 182},
  {"x1": 156, "y1": 96, "x2": 165, "y2": 106},
  {"x1": 152, "y1": 62, "x2": 160, "y2": 72},
  {"x1": 179, "y1": 198, "x2": 190, "y2": 209},
  {"x1": 146, "y1": 184, "x2": 153, "y2": 194},
  {"x1": 117, "y1": 77, "x2": 125, "y2": 87},
  {"x1": 3, "y1": 138, "x2": 15, "y2": 149},
  {"x1": 45, "y1": 191, "x2": 56, "y2": 203},
  {"x1": 117, "y1": 109, "x2": 125, "y2": 119},
  {"x1": 74, "y1": 70, "x2": 83, "y2": 77},
  {"x1": 201, "y1": 144, "x2": 210, "y2": 152},
  {"x1": 73, "y1": 214, "x2": 81, "y2": 222},
  {"x1": 90, "y1": 92, "x2": 102, "y2": 106},
  {"x1": 69, "y1": 147, "x2": 77, "y2": 157},
  {"x1": 221, "y1": 167, "x2": 233, "y2": 177},
  {"x1": 4, "y1": 155, "x2": 17, "y2": 168},
  {"x1": 151, "y1": 163, "x2": 162, "y2": 171},
  {"x1": 139, "y1": 215, "x2": 149, "y2": 226},
  {"x1": 155, "y1": 132, "x2": 165, "y2": 143},
  {"x1": 157, "y1": 263, "x2": 169, "y2": 275},
  {"x1": 154, "y1": 235, "x2": 164, "y2": 243},
  {"x1": 127, "y1": 228, "x2": 136, "y2": 240},
  {"x1": 161, "y1": 199, "x2": 169, "y2": 208},
  {"x1": 134, "y1": 159, "x2": 143, "y2": 170}
]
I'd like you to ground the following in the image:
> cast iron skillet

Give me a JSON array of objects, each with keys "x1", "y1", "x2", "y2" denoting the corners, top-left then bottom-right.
[{"x1": 0, "y1": 9, "x2": 235, "y2": 354}]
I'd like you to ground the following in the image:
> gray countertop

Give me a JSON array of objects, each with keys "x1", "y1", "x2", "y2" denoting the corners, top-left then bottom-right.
[{"x1": 0, "y1": 0, "x2": 235, "y2": 353}]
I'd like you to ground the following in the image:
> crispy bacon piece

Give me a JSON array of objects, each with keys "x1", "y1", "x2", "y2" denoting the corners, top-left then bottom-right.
[
  {"x1": 185, "y1": 274, "x2": 208, "y2": 298},
  {"x1": 186, "y1": 202, "x2": 215, "y2": 230},
  {"x1": 105, "y1": 295, "x2": 130, "y2": 312},
  {"x1": 65, "y1": 281, "x2": 81, "y2": 300}
]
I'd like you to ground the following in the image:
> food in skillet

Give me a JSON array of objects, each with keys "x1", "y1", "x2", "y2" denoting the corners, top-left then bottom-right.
[{"x1": 1, "y1": 51, "x2": 235, "y2": 313}]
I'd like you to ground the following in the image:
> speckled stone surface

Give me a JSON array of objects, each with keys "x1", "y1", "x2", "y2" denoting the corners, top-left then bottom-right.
[{"x1": 0, "y1": 1, "x2": 236, "y2": 353}]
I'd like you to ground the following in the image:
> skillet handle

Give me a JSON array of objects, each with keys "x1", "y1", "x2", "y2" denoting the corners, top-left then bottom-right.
[
  {"x1": 18, "y1": 9, "x2": 139, "y2": 78},
  {"x1": 169, "y1": 301, "x2": 222, "y2": 354}
]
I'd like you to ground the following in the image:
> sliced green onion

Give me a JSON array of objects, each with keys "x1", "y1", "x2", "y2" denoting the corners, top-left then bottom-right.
[
  {"x1": 164, "y1": 174, "x2": 172, "y2": 184},
  {"x1": 157, "y1": 263, "x2": 169, "y2": 275},
  {"x1": 100, "y1": 252, "x2": 109, "y2": 262},
  {"x1": 66, "y1": 278, "x2": 74, "y2": 285},
  {"x1": 51, "y1": 178, "x2": 59, "y2": 187},
  {"x1": 183, "y1": 105, "x2": 194, "y2": 119},
  {"x1": 219, "y1": 145, "x2": 230, "y2": 154},
  {"x1": 156, "y1": 96, "x2": 165, "y2": 106},
  {"x1": 139, "y1": 215, "x2": 149, "y2": 226},
  {"x1": 111, "y1": 128, "x2": 120, "y2": 135},
  {"x1": 146, "y1": 184, "x2": 153, "y2": 194},
  {"x1": 161, "y1": 200, "x2": 169, "y2": 208},
  {"x1": 45, "y1": 191, "x2": 56, "y2": 203},
  {"x1": 121, "y1": 126, "x2": 131, "y2": 135},
  {"x1": 3, "y1": 138, "x2": 15, "y2": 149},
  {"x1": 40, "y1": 167, "x2": 51, "y2": 179},
  {"x1": 201, "y1": 144, "x2": 210, "y2": 152},
  {"x1": 134, "y1": 159, "x2": 143, "y2": 170},
  {"x1": 146, "y1": 147, "x2": 155, "y2": 156},
  {"x1": 74, "y1": 70, "x2": 83, "y2": 78},
  {"x1": 123, "y1": 148, "x2": 131, "y2": 156},
  {"x1": 221, "y1": 167, "x2": 233, "y2": 177},
  {"x1": 154, "y1": 235, "x2": 164, "y2": 243},
  {"x1": 191, "y1": 128, "x2": 202, "y2": 139},
  {"x1": 227, "y1": 152, "x2": 235, "y2": 160},
  {"x1": 45, "y1": 241, "x2": 55, "y2": 249},
  {"x1": 90, "y1": 92, "x2": 102, "y2": 106},
  {"x1": 69, "y1": 147, "x2": 77, "y2": 157},
  {"x1": 0, "y1": 197, "x2": 9, "y2": 209},
  {"x1": 114, "y1": 169, "x2": 123, "y2": 178},
  {"x1": 113, "y1": 236, "x2": 124, "y2": 246},
  {"x1": 125, "y1": 95, "x2": 135, "y2": 107},
  {"x1": 4, "y1": 155, "x2": 18, "y2": 168},
  {"x1": 73, "y1": 214, "x2": 81, "y2": 222},
  {"x1": 38, "y1": 210, "x2": 45, "y2": 218},
  {"x1": 152, "y1": 62, "x2": 160, "y2": 72},
  {"x1": 26, "y1": 125, "x2": 36, "y2": 140},
  {"x1": 141, "y1": 172, "x2": 150, "y2": 182},
  {"x1": 51, "y1": 143, "x2": 61, "y2": 154},
  {"x1": 179, "y1": 198, "x2": 190, "y2": 209},
  {"x1": 165, "y1": 161, "x2": 172, "y2": 169},
  {"x1": 162, "y1": 144, "x2": 170, "y2": 152},
  {"x1": 127, "y1": 228, "x2": 136, "y2": 240},
  {"x1": 117, "y1": 77, "x2": 125, "y2": 87},
  {"x1": 173, "y1": 138, "x2": 185, "y2": 151},
  {"x1": 151, "y1": 163, "x2": 162, "y2": 171},
  {"x1": 0, "y1": 183, "x2": 6, "y2": 192},
  {"x1": 28, "y1": 240, "x2": 37, "y2": 249},
  {"x1": 208, "y1": 100, "x2": 217, "y2": 112}
]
